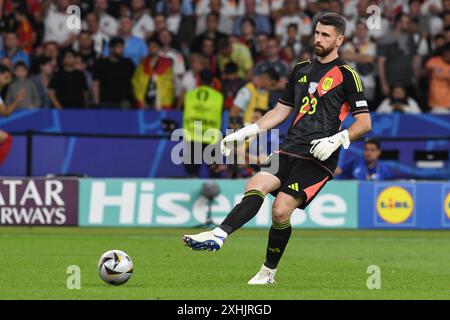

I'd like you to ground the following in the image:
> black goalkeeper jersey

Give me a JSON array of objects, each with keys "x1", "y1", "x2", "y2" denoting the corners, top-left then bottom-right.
[{"x1": 277, "y1": 57, "x2": 370, "y2": 175}]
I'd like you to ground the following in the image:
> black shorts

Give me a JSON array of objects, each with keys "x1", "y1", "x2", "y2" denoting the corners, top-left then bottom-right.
[{"x1": 260, "y1": 152, "x2": 333, "y2": 209}]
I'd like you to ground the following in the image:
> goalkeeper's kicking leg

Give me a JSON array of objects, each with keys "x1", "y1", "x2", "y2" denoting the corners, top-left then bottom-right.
[
  {"x1": 182, "y1": 171, "x2": 281, "y2": 251},
  {"x1": 247, "y1": 191, "x2": 303, "y2": 285}
]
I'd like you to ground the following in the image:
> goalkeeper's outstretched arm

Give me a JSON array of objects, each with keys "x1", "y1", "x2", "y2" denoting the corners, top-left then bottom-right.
[{"x1": 254, "y1": 102, "x2": 293, "y2": 130}]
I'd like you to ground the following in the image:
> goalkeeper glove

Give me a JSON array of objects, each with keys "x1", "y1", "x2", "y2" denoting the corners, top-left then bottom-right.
[
  {"x1": 309, "y1": 130, "x2": 350, "y2": 161},
  {"x1": 220, "y1": 123, "x2": 262, "y2": 156}
]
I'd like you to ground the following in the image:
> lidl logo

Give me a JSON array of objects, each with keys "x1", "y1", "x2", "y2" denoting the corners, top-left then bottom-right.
[
  {"x1": 444, "y1": 192, "x2": 450, "y2": 219},
  {"x1": 375, "y1": 186, "x2": 415, "y2": 225},
  {"x1": 442, "y1": 187, "x2": 450, "y2": 227}
]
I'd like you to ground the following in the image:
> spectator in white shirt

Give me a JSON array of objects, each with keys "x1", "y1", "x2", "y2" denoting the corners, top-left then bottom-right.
[
  {"x1": 131, "y1": 0, "x2": 155, "y2": 40},
  {"x1": 195, "y1": 0, "x2": 234, "y2": 35},
  {"x1": 377, "y1": 85, "x2": 422, "y2": 114},
  {"x1": 85, "y1": 12, "x2": 109, "y2": 57},
  {"x1": 43, "y1": 0, "x2": 79, "y2": 47},
  {"x1": 275, "y1": 0, "x2": 312, "y2": 41},
  {"x1": 94, "y1": 0, "x2": 119, "y2": 37}
]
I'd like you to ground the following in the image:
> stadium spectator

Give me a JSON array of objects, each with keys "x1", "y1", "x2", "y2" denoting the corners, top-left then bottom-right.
[
  {"x1": 6, "y1": 61, "x2": 41, "y2": 110},
  {"x1": 192, "y1": 13, "x2": 228, "y2": 53},
  {"x1": 217, "y1": 37, "x2": 253, "y2": 80},
  {"x1": 107, "y1": 16, "x2": 148, "y2": 66},
  {"x1": 254, "y1": 33, "x2": 269, "y2": 62},
  {"x1": 233, "y1": 0, "x2": 272, "y2": 36},
  {"x1": 31, "y1": 56, "x2": 54, "y2": 108},
  {"x1": 93, "y1": 0, "x2": 119, "y2": 37},
  {"x1": 179, "y1": 53, "x2": 207, "y2": 108},
  {"x1": 201, "y1": 37, "x2": 220, "y2": 77},
  {"x1": 335, "y1": 138, "x2": 393, "y2": 181},
  {"x1": 74, "y1": 52, "x2": 93, "y2": 100},
  {"x1": 157, "y1": 29, "x2": 186, "y2": 97},
  {"x1": 425, "y1": 43, "x2": 450, "y2": 113},
  {"x1": 48, "y1": 49, "x2": 89, "y2": 109},
  {"x1": 156, "y1": 0, "x2": 194, "y2": 16},
  {"x1": 280, "y1": 23, "x2": 303, "y2": 58},
  {"x1": 0, "y1": 64, "x2": 25, "y2": 116},
  {"x1": 221, "y1": 62, "x2": 246, "y2": 110},
  {"x1": 238, "y1": 18, "x2": 258, "y2": 58},
  {"x1": 0, "y1": 31, "x2": 30, "y2": 67},
  {"x1": 153, "y1": 13, "x2": 169, "y2": 35},
  {"x1": 74, "y1": 31, "x2": 98, "y2": 72},
  {"x1": 161, "y1": 0, "x2": 196, "y2": 51},
  {"x1": 14, "y1": 6, "x2": 34, "y2": 54},
  {"x1": 92, "y1": 38, "x2": 135, "y2": 110},
  {"x1": 376, "y1": 85, "x2": 422, "y2": 114},
  {"x1": 43, "y1": 0, "x2": 79, "y2": 47},
  {"x1": 131, "y1": 0, "x2": 155, "y2": 40},
  {"x1": 85, "y1": 12, "x2": 109, "y2": 57},
  {"x1": 253, "y1": 37, "x2": 290, "y2": 89},
  {"x1": 132, "y1": 38, "x2": 175, "y2": 110},
  {"x1": 275, "y1": 0, "x2": 312, "y2": 43},
  {"x1": 195, "y1": 0, "x2": 234, "y2": 35},
  {"x1": 341, "y1": 19, "x2": 377, "y2": 108},
  {"x1": 41, "y1": 41, "x2": 59, "y2": 70},
  {"x1": 182, "y1": 69, "x2": 223, "y2": 178},
  {"x1": 378, "y1": 13, "x2": 421, "y2": 98},
  {"x1": 231, "y1": 69, "x2": 274, "y2": 124}
]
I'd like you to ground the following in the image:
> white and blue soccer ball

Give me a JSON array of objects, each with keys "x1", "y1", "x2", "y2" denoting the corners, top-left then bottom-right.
[{"x1": 98, "y1": 250, "x2": 133, "y2": 286}]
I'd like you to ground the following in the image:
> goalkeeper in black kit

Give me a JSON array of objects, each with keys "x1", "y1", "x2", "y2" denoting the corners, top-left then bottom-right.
[{"x1": 182, "y1": 13, "x2": 372, "y2": 284}]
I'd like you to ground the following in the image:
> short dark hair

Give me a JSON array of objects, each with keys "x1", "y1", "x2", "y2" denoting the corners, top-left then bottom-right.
[
  {"x1": 146, "y1": 37, "x2": 162, "y2": 47},
  {"x1": 14, "y1": 61, "x2": 28, "y2": 70},
  {"x1": 199, "y1": 69, "x2": 213, "y2": 85},
  {"x1": 261, "y1": 67, "x2": 280, "y2": 82},
  {"x1": 364, "y1": 137, "x2": 380, "y2": 149},
  {"x1": 217, "y1": 37, "x2": 231, "y2": 51},
  {"x1": 36, "y1": 56, "x2": 52, "y2": 66},
  {"x1": 317, "y1": 13, "x2": 346, "y2": 35},
  {"x1": 109, "y1": 36, "x2": 125, "y2": 48},
  {"x1": 224, "y1": 62, "x2": 238, "y2": 74},
  {"x1": 0, "y1": 64, "x2": 11, "y2": 75}
]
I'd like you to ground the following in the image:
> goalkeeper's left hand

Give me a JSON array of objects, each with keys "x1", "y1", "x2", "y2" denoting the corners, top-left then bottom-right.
[{"x1": 309, "y1": 130, "x2": 350, "y2": 161}]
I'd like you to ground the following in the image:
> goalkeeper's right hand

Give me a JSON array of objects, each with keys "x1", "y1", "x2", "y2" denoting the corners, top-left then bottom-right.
[{"x1": 220, "y1": 123, "x2": 262, "y2": 156}]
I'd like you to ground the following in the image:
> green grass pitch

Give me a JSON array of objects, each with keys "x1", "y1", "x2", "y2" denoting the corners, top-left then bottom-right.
[{"x1": 1, "y1": 227, "x2": 450, "y2": 300}]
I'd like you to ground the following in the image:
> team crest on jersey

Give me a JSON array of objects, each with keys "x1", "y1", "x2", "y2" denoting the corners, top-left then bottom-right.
[
  {"x1": 322, "y1": 77, "x2": 334, "y2": 91},
  {"x1": 308, "y1": 82, "x2": 318, "y2": 94}
]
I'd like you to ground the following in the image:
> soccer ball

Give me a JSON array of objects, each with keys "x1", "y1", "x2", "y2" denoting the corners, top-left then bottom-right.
[{"x1": 98, "y1": 250, "x2": 133, "y2": 285}]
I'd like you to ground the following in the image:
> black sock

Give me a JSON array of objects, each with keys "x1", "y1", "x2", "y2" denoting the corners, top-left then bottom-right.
[
  {"x1": 264, "y1": 220, "x2": 292, "y2": 269},
  {"x1": 219, "y1": 190, "x2": 265, "y2": 235}
]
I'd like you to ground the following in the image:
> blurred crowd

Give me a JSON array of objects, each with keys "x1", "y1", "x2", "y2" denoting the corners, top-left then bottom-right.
[{"x1": 0, "y1": 0, "x2": 449, "y2": 118}]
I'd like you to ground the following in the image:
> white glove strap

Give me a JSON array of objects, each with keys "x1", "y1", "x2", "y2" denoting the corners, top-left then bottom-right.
[
  {"x1": 340, "y1": 130, "x2": 350, "y2": 149},
  {"x1": 236, "y1": 123, "x2": 261, "y2": 140}
]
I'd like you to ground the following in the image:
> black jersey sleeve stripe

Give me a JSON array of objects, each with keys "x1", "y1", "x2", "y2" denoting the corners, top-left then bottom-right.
[
  {"x1": 351, "y1": 109, "x2": 370, "y2": 115},
  {"x1": 279, "y1": 99, "x2": 295, "y2": 107}
]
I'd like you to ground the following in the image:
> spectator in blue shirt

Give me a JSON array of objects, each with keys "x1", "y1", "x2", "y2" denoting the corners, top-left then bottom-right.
[
  {"x1": 103, "y1": 16, "x2": 148, "y2": 66},
  {"x1": 233, "y1": 0, "x2": 271, "y2": 36},
  {"x1": 0, "y1": 32, "x2": 30, "y2": 67},
  {"x1": 336, "y1": 138, "x2": 393, "y2": 181},
  {"x1": 155, "y1": 0, "x2": 194, "y2": 16}
]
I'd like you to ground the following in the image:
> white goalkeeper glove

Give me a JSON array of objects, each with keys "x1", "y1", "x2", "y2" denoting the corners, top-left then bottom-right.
[
  {"x1": 220, "y1": 123, "x2": 262, "y2": 156},
  {"x1": 309, "y1": 130, "x2": 351, "y2": 161}
]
